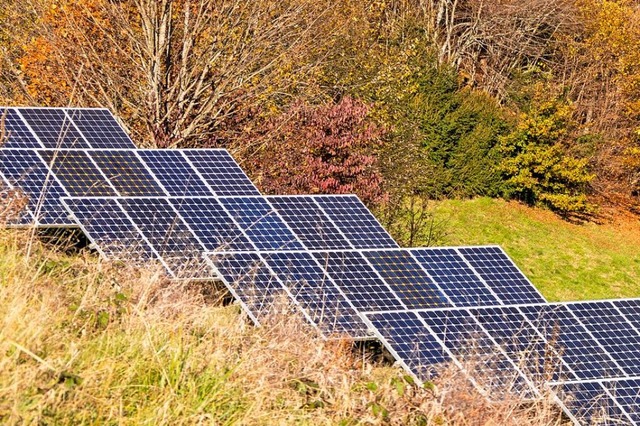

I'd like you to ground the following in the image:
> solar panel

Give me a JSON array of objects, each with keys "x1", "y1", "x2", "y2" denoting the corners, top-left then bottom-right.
[
  {"x1": 411, "y1": 248, "x2": 501, "y2": 307},
  {"x1": 458, "y1": 246, "x2": 546, "y2": 304},
  {"x1": 1, "y1": 108, "x2": 42, "y2": 148},
  {"x1": 218, "y1": 197, "x2": 304, "y2": 251},
  {"x1": 468, "y1": 306, "x2": 570, "y2": 383},
  {"x1": 65, "y1": 109, "x2": 135, "y2": 149},
  {"x1": 262, "y1": 251, "x2": 368, "y2": 337},
  {"x1": 138, "y1": 150, "x2": 213, "y2": 196},
  {"x1": 312, "y1": 251, "x2": 404, "y2": 311},
  {"x1": 0, "y1": 149, "x2": 70, "y2": 225},
  {"x1": 208, "y1": 252, "x2": 288, "y2": 323},
  {"x1": 39, "y1": 149, "x2": 117, "y2": 196},
  {"x1": 61, "y1": 197, "x2": 156, "y2": 260},
  {"x1": 118, "y1": 198, "x2": 211, "y2": 279},
  {"x1": 603, "y1": 378, "x2": 640, "y2": 423},
  {"x1": 268, "y1": 196, "x2": 351, "y2": 249},
  {"x1": 314, "y1": 195, "x2": 398, "y2": 249},
  {"x1": 568, "y1": 301, "x2": 640, "y2": 377},
  {"x1": 364, "y1": 311, "x2": 450, "y2": 381},
  {"x1": 364, "y1": 250, "x2": 451, "y2": 309},
  {"x1": 18, "y1": 108, "x2": 89, "y2": 149},
  {"x1": 521, "y1": 304, "x2": 624, "y2": 380},
  {"x1": 89, "y1": 150, "x2": 166, "y2": 196},
  {"x1": 182, "y1": 150, "x2": 260, "y2": 196},
  {"x1": 170, "y1": 197, "x2": 254, "y2": 252},
  {"x1": 553, "y1": 381, "x2": 630, "y2": 425}
]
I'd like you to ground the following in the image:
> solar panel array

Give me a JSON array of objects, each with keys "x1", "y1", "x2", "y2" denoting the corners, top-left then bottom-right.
[
  {"x1": 205, "y1": 246, "x2": 545, "y2": 339},
  {"x1": 62, "y1": 195, "x2": 398, "y2": 280},
  {"x1": 3, "y1": 106, "x2": 640, "y2": 424},
  {"x1": 363, "y1": 299, "x2": 640, "y2": 424}
]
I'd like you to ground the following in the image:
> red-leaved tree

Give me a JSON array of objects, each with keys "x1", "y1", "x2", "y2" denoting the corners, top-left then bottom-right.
[{"x1": 243, "y1": 96, "x2": 386, "y2": 205}]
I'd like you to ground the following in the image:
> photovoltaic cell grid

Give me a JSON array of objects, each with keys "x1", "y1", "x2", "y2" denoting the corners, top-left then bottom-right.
[
  {"x1": 0, "y1": 148, "x2": 264, "y2": 226},
  {"x1": 1, "y1": 107, "x2": 136, "y2": 149},
  {"x1": 363, "y1": 299, "x2": 640, "y2": 425},
  {"x1": 205, "y1": 246, "x2": 546, "y2": 339}
]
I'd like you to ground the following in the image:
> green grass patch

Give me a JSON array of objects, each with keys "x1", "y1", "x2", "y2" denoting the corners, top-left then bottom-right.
[{"x1": 431, "y1": 197, "x2": 640, "y2": 301}]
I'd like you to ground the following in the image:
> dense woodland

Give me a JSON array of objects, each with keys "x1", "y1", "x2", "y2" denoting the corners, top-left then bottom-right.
[{"x1": 2, "y1": 0, "x2": 640, "y2": 235}]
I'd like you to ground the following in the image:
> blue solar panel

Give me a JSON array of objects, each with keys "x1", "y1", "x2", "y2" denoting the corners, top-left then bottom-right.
[
  {"x1": 18, "y1": 108, "x2": 89, "y2": 149},
  {"x1": 263, "y1": 251, "x2": 368, "y2": 337},
  {"x1": 411, "y1": 248, "x2": 501, "y2": 307},
  {"x1": 182, "y1": 150, "x2": 260, "y2": 196},
  {"x1": 118, "y1": 198, "x2": 211, "y2": 279},
  {"x1": 1, "y1": 108, "x2": 42, "y2": 148},
  {"x1": 315, "y1": 195, "x2": 398, "y2": 249},
  {"x1": 219, "y1": 197, "x2": 304, "y2": 250},
  {"x1": 61, "y1": 197, "x2": 155, "y2": 260},
  {"x1": 138, "y1": 150, "x2": 213, "y2": 196},
  {"x1": 364, "y1": 250, "x2": 451, "y2": 309},
  {"x1": 312, "y1": 251, "x2": 404, "y2": 311},
  {"x1": 0, "y1": 149, "x2": 70, "y2": 225},
  {"x1": 170, "y1": 197, "x2": 254, "y2": 252},
  {"x1": 469, "y1": 306, "x2": 570, "y2": 382},
  {"x1": 38, "y1": 150, "x2": 116, "y2": 196},
  {"x1": 208, "y1": 252, "x2": 287, "y2": 323},
  {"x1": 89, "y1": 150, "x2": 166, "y2": 196},
  {"x1": 554, "y1": 381, "x2": 629, "y2": 425},
  {"x1": 458, "y1": 246, "x2": 546, "y2": 304},
  {"x1": 604, "y1": 378, "x2": 640, "y2": 424},
  {"x1": 268, "y1": 196, "x2": 351, "y2": 249},
  {"x1": 66, "y1": 109, "x2": 135, "y2": 149},
  {"x1": 364, "y1": 311, "x2": 450, "y2": 381},
  {"x1": 520, "y1": 304, "x2": 625, "y2": 380},
  {"x1": 568, "y1": 301, "x2": 640, "y2": 377},
  {"x1": 613, "y1": 299, "x2": 640, "y2": 332}
]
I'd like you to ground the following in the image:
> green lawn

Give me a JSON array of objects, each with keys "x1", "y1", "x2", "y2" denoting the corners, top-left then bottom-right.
[{"x1": 430, "y1": 197, "x2": 640, "y2": 301}]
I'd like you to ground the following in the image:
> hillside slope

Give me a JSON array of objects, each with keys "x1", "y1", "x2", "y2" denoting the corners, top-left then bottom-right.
[{"x1": 433, "y1": 198, "x2": 640, "y2": 301}]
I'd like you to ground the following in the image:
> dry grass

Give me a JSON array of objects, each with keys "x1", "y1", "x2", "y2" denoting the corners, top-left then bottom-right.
[{"x1": 0, "y1": 228, "x2": 574, "y2": 425}]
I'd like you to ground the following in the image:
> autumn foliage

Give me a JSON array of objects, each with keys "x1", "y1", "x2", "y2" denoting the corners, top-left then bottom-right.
[{"x1": 243, "y1": 97, "x2": 385, "y2": 205}]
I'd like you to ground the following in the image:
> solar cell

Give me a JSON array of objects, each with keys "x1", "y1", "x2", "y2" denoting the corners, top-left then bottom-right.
[
  {"x1": 38, "y1": 149, "x2": 116, "y2": 196},
  {"x1": 182, "y1": 150, "x2": 260, "y2": 196},
  {"x1": 66, "y1": 109, "x2": 135, "y2": 149},
  {"x1": 170, "y1": 197, "x2": 254, "y2": 252},
  {"x1": 411, "y1": 248, "x2": 501, "y2": 307},
  {"x1": 569, "y1": 301, "x2": 640, "y2": 376},
  {"x1": 268, "y1": 196, "x2": 351, "y2": 249},
  {"x1": 90, "y1": 150, "x2": 166, "y2": 196},
  {"x1": 364, "y1": 250, "x2": 451, "y2": 309},
  {"x1": 458, "y1": 246, "x2": 546, "y2": 304},
  {"x1": 314, "y1": 195, "x2": 398, "y2": 249},
  {"x1": 0, "y1": 108, "x2": 42, "y2": 148},
  {"x1": 219, "y1": 197, "x2": 304, "y2": 250},
  {"x1": 118, "y1": 198, "x2": 211, "y2": 279},
  {"x1": 138, "y1": 150, "x2": 213, "y2": 196},
  {"x1": 312, "y1": 251, "x2": 404, "y2": 311},
  {"x1": 18, "y1": 108, "x2": 89, "y2": 149},
  {"x1": 263, "y1": 251, "x2": 368, "y2": 337},
  {"x1": 0, "y1": 149, "x2": 70, "y2": 225},
  {"x1": 61, "y1": 197, "x2": 155, "y2": 260}
]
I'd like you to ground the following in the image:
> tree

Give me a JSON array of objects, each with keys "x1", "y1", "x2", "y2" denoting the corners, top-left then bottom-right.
[
  {"x1": 9, "y1": 0, "x2": 333, "y2": 147},
  {"x1": 243, "y1": 96, "x2": 385, "y2": 205},
  {"x1": 499, "y1": 90, "x2": 594, "y2": 215}
]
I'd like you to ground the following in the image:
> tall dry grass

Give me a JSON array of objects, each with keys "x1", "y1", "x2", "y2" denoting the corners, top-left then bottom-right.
[{"x1": 0, "y1": 226, "x2": 573, "y2": 425}]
